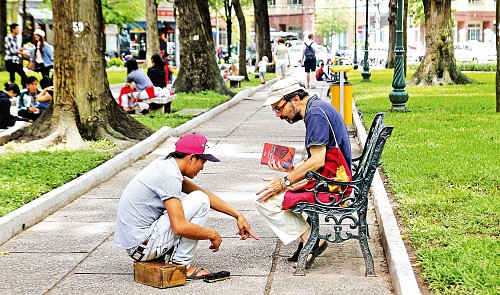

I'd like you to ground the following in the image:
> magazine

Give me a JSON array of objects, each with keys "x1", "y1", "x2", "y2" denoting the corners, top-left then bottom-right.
[{"x1": 261, "y1": 143, "x2": 295, "y2": 170}]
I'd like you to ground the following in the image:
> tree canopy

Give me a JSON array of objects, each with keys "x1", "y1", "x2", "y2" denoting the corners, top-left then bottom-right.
[{"x1": 314, "y1": 1, "x2": 349, "y2": 39}]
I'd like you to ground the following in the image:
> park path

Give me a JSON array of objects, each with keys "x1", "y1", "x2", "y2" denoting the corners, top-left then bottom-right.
[{"x1": 0, "y1": 75, "x2": 394, "y2": 294}]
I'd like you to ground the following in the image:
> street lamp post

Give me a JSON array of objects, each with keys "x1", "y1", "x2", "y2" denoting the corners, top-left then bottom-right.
[
  {"x1": 389, "y1": 0, "x2": 409, "y2": 111},
  {"x1": 353, "y1": 0, "x2": 358, "y2": 70},
  {"x1": 361, "y1": 0, "x2": 371, "y2": 82}
]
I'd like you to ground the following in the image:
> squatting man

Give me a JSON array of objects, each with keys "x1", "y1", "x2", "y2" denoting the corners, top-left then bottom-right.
[{"x1": 115, "y1": 133, "x2": 258, "y2": 280}]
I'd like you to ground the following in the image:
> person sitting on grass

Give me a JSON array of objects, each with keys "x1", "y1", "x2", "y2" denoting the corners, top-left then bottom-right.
[
  {"x1": 36, "y1": 75, "x2": 53, "y2": 111},
  {"x1": 114, "y1": 133, "x2": 258, "y2": 280},
  {"x1": 118, "y1": 58, "x2": 155, "y2": 115},
  {"x1": 315, "y1": 62, "x2": 329, "y2": 82},
  {"x1": 17, "y1": 76, "x2": 42, "y2": 121},
  {"x1": 1, "y1": 82, "x2": 28, "y2": 128}
]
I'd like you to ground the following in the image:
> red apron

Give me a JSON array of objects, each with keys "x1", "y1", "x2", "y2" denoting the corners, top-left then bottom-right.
[{"x1": 281, "y1": 146, "x2": 352, "y2": 210}]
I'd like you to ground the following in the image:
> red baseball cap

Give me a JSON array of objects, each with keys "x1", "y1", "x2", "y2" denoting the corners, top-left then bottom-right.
[{"x1": 175, "y1": 133, "x2": 220, "y2": 162}]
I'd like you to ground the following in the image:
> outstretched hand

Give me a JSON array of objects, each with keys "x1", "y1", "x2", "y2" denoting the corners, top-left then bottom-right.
[
  {"x1": 235, "y1": 214, "x2": 259, "y2": 240},
  {"x1": 256, "y1": 177, "x2": 284, "y2": 203}
]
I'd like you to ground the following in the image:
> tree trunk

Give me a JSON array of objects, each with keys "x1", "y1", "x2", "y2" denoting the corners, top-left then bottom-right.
[
  {"x1": 253, "y1": 0, "x2": 272, "y2": 66},
  {"x1": 22, "y1": 0, "x2": 29, "y2": 44},
  {"x1": 175, "y1": 0, "x2": 230, "y2": 95},
  {"x1": 224, "y1": 0, "x2": 232, "y2": 60},
  {"x1": 145, "y1": 0, "x2": 160, "y2": 68},
  {"x1": 233, "y1": 0, "x2": 248, "y2": 80},
  {"x1": 408, "y1": 0, "x2": 472, "y2": 86},
  {"x1": 22, "y1": 0, "x2": 152, "y2": 149},
  {"x1": 387, "y1": 0, "x2": 397, "y2": 68},
  {"x1": 0, "y1": 0, "x2": 6, "y2": 71},
  {"x1": 496, "y1": 0, "x2": 499, "y2": 112}
]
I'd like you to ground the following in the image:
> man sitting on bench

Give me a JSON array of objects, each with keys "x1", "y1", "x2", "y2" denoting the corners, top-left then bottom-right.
[{"x1": 255, "y1": 78, "x2": 352, "y2": 269}]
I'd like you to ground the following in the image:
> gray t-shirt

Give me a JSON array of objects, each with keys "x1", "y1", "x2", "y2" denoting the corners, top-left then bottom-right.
[{"x1": 114, "y1": 157, "x2": 183, "y2": 249}]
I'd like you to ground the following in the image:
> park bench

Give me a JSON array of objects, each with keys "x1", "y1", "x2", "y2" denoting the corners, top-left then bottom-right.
[
  {"x1": 142, "y1": 95, "x2": 175, "y2": 114},
  {"x1": 228, "y1": 75, "x2": 245, "y2": 88},
  {"x1": 292, "y1": 112, "x2": 393, "y2": 276}
]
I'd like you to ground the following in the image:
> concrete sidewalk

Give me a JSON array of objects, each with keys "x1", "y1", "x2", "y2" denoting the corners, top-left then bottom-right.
[{"x1": 0, "y1": 76, "x2": 405, "y2": 294}]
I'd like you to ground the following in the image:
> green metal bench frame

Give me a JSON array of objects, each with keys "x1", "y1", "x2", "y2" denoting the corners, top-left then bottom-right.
[{"x1": 292, "y1": 112, "x2": 393, "y2": 276}]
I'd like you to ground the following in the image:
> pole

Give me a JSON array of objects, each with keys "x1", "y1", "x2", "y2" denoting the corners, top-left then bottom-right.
[
  {"x1": 353, "y1": 0, "x2": 358, "y2": 70},
  {"x1": 361, "y1": 0, "x2": 371, "y2": 82},
  {"x1": 389, "y1": 0, "x2": 409, "y2": 111}
]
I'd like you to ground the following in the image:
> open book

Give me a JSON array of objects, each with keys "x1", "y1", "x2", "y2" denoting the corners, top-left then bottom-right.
[{"x1": 261, "y1": 143, "x2": 295, "y2": 170}]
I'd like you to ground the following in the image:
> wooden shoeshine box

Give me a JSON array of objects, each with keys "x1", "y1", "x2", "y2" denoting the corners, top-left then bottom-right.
[{"x1": 134, "y1": 261, "x2": 186, "y2": 288}]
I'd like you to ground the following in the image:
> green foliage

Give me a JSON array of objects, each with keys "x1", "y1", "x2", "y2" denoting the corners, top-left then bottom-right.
[
  {"x1": 351, "y1": 69, "x2": 499, "y2": 294},
  {"x1": 457, "y1": 62, "x2": 497, "y2": 72},
  {"x1": 102, "y1": 0, "x2": 145, "y2": 26},
  {"x1": 408, "y1": 0, "x2": 424, "y2": 25},
  {"x1": 107, "y1": 57, "x2": 125, "y2": 68},
  {"x1": 315, "y1": 0, "x2": 349, "y2": 38},
  {"x1": 41, "y1": 0, "x2": 145, "y2": 26},
  {"x1": 0, "y1": 150, "x2": 113, "y2": 217}
]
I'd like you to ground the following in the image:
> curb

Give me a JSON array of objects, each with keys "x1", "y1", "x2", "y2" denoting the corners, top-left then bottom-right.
[
  {"x1": 0, "y1": 79, "x2": 276, "y2": 246},
  {"x1": 352, "y1": 105, "x2": 421, "y2": 295}
]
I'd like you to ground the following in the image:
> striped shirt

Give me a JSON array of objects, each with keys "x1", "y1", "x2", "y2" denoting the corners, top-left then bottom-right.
[
  {"x1": 5, "y1": 35, "x2": 20, "y2": 63},
  {"x1": 126, "y1": 69, "x2": 153, "y2": 91}
]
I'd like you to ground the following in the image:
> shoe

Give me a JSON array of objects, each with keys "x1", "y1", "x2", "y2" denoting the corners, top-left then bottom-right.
[
  {"x1": 127, "y1": 110, "x2": 135, "y2": 115},
  {"x1": 203, "y1": 271, "x2": 230, "y2": 283},
  {"x1": 287, "y1": 242, "x2": 303, "y2": 262},
  {"x1": 305, "y1": 240, "x2": 328, "y2": 269},
  {"x1": 186, "y1": 266, "x2": 211, "y2": 281},
  {"x1": 291, "y1": 240, "x2": 328, "y2": 269}
]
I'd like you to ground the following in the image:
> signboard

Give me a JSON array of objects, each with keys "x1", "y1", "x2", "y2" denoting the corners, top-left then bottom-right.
[
  {"x1": 357, "y1": 25, "x2": 363, "y2": 34},
  {"x1": 158, "y1": 8, "x2": 174, "y2": 22}
]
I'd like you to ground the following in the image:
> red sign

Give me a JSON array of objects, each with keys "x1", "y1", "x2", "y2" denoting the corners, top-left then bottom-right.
[
  {"x1": 158, "y1": 9, "x2": 174, "y2": 17},
  {"x1": 357, "y1": 25, "x2": 363, "y2": 34}
]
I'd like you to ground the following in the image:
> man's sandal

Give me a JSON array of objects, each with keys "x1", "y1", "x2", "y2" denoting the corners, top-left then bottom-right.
[
  {"x1": 290, "y1": 240, "x2": 329, "y2": 269},
  {"x1": 186, "y1": 266, "x2": 210, "y2": 281}
]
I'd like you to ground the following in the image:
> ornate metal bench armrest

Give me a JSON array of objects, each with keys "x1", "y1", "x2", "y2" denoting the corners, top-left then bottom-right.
[
  {"x1": 305, "y1": 170, "x2": 361, "y2": 206},
  {"x1": 305, "y1": 170, "x2": 361, "y2": 187}
]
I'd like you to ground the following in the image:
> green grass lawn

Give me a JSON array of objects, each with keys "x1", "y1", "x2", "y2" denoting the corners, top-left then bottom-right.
[
  {"x1": 350, "y1": 69, "x2": 499, "y2": 294},
  {"x1": 0, "y1": 150, "x2": 113, "y2": 217}
]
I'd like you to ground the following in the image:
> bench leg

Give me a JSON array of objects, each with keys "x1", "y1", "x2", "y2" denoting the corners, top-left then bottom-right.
[
  {"x1": 358, "y1": 205, "x2": 376, "y2": 277},
  {"x1": 294, "y1": 212, "x2": 319, "y2": 276},
  {"x1": 163, "y1": 102, "x2": 172, "y2": 114}
]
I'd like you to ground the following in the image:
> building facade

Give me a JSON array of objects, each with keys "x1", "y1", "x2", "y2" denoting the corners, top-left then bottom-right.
[{"x1": 266, "y1": 0, "x2": 496, "y2": 51}]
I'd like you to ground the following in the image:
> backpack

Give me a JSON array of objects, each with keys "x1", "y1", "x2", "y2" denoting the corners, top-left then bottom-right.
[{"x1": 304, "y1": 42, "x2": 315, "y2": 60}]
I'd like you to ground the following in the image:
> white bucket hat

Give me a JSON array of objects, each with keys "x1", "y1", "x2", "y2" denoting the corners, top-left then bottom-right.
[
  {"x1": 34, "y1": 29, "x2": 45, "y2": 37},
  {"x1": 263, "y1": 78, "x2": 305, "y2": 106}
]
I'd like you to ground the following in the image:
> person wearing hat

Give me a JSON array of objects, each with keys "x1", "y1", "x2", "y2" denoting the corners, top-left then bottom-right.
[
  {"x1": 255, "y1": 78, "x2": 352, "y2": 269},
  {"x1": 29, "y1": 29, "x2": 54, "y2": 78},
  {"x1": 114, "y1": 133, "x2": 258, "y2": 280}
]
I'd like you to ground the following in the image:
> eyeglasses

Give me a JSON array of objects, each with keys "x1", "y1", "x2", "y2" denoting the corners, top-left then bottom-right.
[{"x1": 272, "y1": 101, "x2": 288, "y2": 114}]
